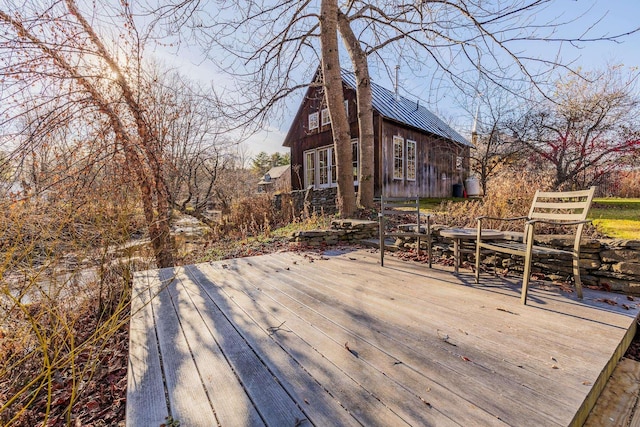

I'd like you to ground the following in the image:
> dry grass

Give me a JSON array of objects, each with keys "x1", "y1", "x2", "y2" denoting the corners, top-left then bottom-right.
[
  {"x1": 431, "y1": 169, "x2": 553, "y2": 230},
  {"x1": 0, "y1": 194, "x2": 147, "y2": 426}
]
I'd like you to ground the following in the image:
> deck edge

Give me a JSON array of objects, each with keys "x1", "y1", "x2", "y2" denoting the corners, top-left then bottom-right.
[{"x1": 571, "y1": 312, "x2": 639, "y2": 427}]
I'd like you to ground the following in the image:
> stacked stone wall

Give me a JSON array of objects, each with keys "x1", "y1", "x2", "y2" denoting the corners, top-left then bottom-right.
[
  {"x1": 289, "y1": 187, "x2": 338, "y2": 217},
  {"x1": 289, "y1": 219, "x2": 377, "y2": 247}
]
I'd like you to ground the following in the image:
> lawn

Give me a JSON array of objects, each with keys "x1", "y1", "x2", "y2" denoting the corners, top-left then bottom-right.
[{"x1": 589, "y1": 198, "x2": 640, "y2": 240}]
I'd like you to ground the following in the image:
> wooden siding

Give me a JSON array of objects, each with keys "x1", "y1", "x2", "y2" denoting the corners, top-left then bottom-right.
[
  {"x1": 284, "y1": 82, "x2": 471, "y2": 197},
  {"x1": 287, "y1": 84, "x2": 358, "y2": 190},
  {"x1": 378, "y1": 119, "x2": 470, "y2": 198}
]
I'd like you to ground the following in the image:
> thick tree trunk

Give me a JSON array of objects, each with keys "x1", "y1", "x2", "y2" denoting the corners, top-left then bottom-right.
[
  {"x1": 337, "y1": 11, "x2": 375, "y2": 209},
  {"x1": 320, "y1": 0, "x2": 356, "y2": 217}
]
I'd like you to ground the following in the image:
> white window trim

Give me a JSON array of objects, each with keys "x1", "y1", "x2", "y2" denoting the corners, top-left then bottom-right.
[
  {"x1": 304, "y1": 150, "x2": 315, "y2": 188},
  {"x1": 317, "y1": 146, "x2": 332, "y2": 188},
  {"x1": 304, "y1": 143, "x2": 363, "y2": 190},
  {"x1": 393, "y1": 135, "x2": 404, "y2": 180},
  {"x1": 309, "y1": 112, "x2": 319, "y2": 130},
  {"x1": 407, "y1": 139, "x2": 417, "y2": 182},
  {"x1": 321, "y1": 108, "x2": 330, "y2": 126}
]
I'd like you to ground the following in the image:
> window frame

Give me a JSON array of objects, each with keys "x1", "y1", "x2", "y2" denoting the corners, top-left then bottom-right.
[
  {"x1": 321, "y1": 108, "x2": 331, "y2": 126},
  {"x1": 308, "y1": 112, "x2": 319, "y2": 131},
  {"x1": 304, "y1": 150, "x2": 316, "y2": 188},
  {"x1": 406, "y1": 139, "x2": 417, "y2": 181},
  {"x1": 393, "y1": 135, "x2": 405, "y2": 180},
  {"x1": 317, "y1": 146, "x2": 332, "y2": 188}
]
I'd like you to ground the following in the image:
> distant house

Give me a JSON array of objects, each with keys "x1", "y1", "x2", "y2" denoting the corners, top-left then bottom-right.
[
  {"x1": 283, "y1": 71, "x2": 472, "y2": 198},
  {"x1": 257, "y1": 164, "x2": 291, "y2": 193}
]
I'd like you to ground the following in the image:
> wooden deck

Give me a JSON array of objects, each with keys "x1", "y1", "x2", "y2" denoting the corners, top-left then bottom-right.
[{"x1": 126, "y1": 248, "x2": 639, "y2": 426}]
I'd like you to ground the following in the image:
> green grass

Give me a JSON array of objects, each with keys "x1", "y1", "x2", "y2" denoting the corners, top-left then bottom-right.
[{"x1": 590, "y1": 198, "x2": 640, "y2": 240}]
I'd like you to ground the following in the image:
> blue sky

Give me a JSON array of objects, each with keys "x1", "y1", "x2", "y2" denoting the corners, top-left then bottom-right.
[{"x1": 158, "y1": 1, "x2": 640, "y2": 156}]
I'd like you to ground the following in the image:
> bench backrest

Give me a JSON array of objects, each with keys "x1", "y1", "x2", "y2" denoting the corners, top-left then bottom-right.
[
  {"x1": 380, "y1": 196, "x2": 422, "y2": 227},
  {"x1": 527, "y1": 186, "x2": 596, "y2": 223}
]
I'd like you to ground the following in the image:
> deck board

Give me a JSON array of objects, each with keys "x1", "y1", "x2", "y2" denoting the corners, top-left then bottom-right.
[{"x1": 127, "y1": 248, "x2": 639, "y2": 426}]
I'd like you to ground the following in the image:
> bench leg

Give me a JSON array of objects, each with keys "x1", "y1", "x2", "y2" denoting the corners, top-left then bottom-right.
[
  {"x1": 379, "y1": 216, "x2": 385, "y2": 267},
  {"x1": 573, "y1": 254, "x2": 583, "y2": 299},
  {"x1": 521, "y1": 253, "x2": 533, "y2": 305},
  {"x1": 474, "y1": 245, "x2": 481, "y2": 284},
  {"x1": 453, "y1": 238, "x2": 460, "y2": 274}
]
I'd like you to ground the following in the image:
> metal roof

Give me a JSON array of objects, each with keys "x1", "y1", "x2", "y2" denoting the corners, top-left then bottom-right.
[{"x1": 341, "y1": 71, "x2": 472, "y2": 147}]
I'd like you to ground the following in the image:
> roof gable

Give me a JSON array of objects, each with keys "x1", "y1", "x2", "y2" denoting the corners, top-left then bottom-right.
[{"x1": 341, "y1": 71, "x2": 472, "y2": 147}]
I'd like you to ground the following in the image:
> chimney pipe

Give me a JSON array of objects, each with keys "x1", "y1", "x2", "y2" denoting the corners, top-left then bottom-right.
[{"x1": 395, "y1": 65, "x2": 400, "y2": 101}]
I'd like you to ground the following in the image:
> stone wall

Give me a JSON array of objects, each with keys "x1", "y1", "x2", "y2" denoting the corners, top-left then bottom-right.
[
  {"x1": 290, "y1": 187, "x2": 338, "y2": 217},
  {"x1": 287, "y1": 217, "x2": 640, "y2": 295},
  {"x1": 289, "y1": 219, "x2": 377, "y2": 247},
  {"x1": 426, "y1": 230, "x2": 640, "y2": 295}
]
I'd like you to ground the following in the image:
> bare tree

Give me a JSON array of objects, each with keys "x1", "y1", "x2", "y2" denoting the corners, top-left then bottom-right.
[
  {"x1": 147, "y1": 0, "x2": 639, "y2": 214},
  {"x1": 320, "y1": 0, "x2": 356, "y2": 216},
  {"x1": 507, "y1": 67, "x2": 640, "y2": 190},
  {"x1": 1, "y1": 1, "x2": 176, "y2": 267},
  {"x1": 146, "y1": 67, "x2": 232, "y2": 221}
]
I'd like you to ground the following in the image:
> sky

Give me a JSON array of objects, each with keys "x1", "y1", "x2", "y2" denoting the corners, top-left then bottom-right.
[{"x1": 155, "y1": 0, "x2": 640, "y2": 157}]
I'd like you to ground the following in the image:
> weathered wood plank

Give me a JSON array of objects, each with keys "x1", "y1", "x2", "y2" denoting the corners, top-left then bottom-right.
[
  {"x1": 247, "y1": 251, "x2": 637, "y2": 426},
  {"x1": 176, "y1": 265, "x2": 310, "y2": 427},
  {"x1": 194, "y1": 263, "x2": 416, "y2": 427},
  {"x1": 206, "y1": 260, "x2": 506, "y2": 426},
  {"x1": 182, "y1": 264, "x2": 362, "y2": 427},
  {"x1": 126, "y1": 270, "x2": 168, "y2": 427},
  {"x1": 164, "y1": 268, "x2": 265, "y2": 426},
  {"x1": 127, "y1": 248, "x2": 638, "y2": 427},
  {"x1": 152, "y1": 268, "x2": 218, "y2": 426},
  {"x1": 225, "y1": 255, "x2": 567, "y2": 426}
]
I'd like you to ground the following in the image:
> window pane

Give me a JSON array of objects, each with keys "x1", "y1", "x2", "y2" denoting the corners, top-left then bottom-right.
[
  {"x1": 319, "y1": 148, "x2": 329, "y2": 186},
  {"x1": 309, "y1": 112, "x2": 319, "y2": 130},
  {"x1": 305, "y1": 151, "x2": 315, "y2": 188},
  {"x1": 393, "y1": 136, "x2": 404, "y2": 180},
  {"x1": 331, "y1": 148, "x2": 337, "y2": 185},
  {"x1": 321, "y1": 108, "x2": 330, "y2": 126},
  {"x1": 407, "y1": 140, "x2": 416, "y2": 181}
]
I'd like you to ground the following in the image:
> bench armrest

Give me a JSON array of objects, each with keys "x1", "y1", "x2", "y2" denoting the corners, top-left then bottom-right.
[
  {"x1": 476, "y1": 215, "x2": 529, "y2": 222},
  {"x1": 526, "y1": 219, "x2": 592, "y2": 227}
]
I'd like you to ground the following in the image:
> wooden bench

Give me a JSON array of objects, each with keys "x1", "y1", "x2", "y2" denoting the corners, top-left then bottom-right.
[
  {"x1": 474, "y1": 186, "x2": 596, "y2": 305},
  {"x1": 379, "y1": 196, "x2": 432, "y2": 267}
]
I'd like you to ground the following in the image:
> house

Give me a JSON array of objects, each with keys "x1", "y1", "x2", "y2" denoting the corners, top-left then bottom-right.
[
  {"x1": 257, "y1": 164, "x2": 291, "y2": 193},
  {"x1": 283, "y1": 71, "x2": 472, "y2": 198}
]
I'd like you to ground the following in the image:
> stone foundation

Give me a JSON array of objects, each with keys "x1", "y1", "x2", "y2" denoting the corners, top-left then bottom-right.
[{"x1": 290, "y1": 187, "x2": 338, "y2": 217}]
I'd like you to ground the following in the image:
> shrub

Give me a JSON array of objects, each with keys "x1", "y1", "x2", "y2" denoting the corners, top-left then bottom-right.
[{"x1": 431, "y1": 168, "x2": 554, "y2": 230}]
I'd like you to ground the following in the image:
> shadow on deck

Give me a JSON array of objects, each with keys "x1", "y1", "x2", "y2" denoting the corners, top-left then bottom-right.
[{"x1": 126, "y1": 248, "x2": 639, "y2": 426}]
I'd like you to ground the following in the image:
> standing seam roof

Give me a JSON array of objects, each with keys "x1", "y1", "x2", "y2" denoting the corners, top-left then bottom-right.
[{"x1": 341, "y1": 71, "x2": 472, "y2": 147}]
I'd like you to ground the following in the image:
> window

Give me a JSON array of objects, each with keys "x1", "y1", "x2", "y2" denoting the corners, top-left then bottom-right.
[
  {"x1": 321, "y1": 108, "x2": 331, "y2": 126},
  {"x1": 344, "y1": 100, "x2": 349, "y2": 118},
  {"x1": 393, "y1": 136, "x2": 404, "y2": 180},
  {"x1": 407, "y1": 140, "x2": 416, "y2": 181},
  {"x1": 318, "y1": 147, "x2": 331, "y2": 187},
  {"x1": 309, "y1": 112, "x2": 319, "y2": 130},
  {"x1": 456, "y1": 156, "x2": 463, "y2": 170},
  {"x1": 304, "y1": 145, "x2": 362, "y2": 189},
  {"x1": 304, "y1": 151, "x2": 315, "y2": 188},
  {"x1": 352, "y1": 138, "x2": 359, "y2": 185}
]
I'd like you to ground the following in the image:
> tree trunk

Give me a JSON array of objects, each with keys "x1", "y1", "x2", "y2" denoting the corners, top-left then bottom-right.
[
  {"x1": 337, "y1": 11, "x2": 375, "y2": 209},
  {"x1": 320, "y1": 0, "x2": 355, "y2": 217}
]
